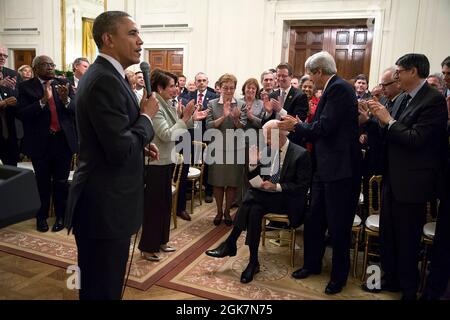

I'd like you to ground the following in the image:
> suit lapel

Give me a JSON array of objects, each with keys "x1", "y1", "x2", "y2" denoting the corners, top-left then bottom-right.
[
  {"x1": 398, "y1": 84, "x2": 428, "y2": 122},
  {"x1": 96, "y1": 57, "x2": 140, "y2": 111},
  {"x1": 280, "y1": 143, "x2": 293, "y2": 180}
]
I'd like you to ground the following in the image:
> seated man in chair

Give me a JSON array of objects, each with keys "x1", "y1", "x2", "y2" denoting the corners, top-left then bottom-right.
[{"x1": 205, "y1": 120, "x2": 311, "y2": 283}]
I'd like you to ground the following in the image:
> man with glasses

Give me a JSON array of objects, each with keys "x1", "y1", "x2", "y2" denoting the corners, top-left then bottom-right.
[
  {"x1": 0, "y1": 45, "x2": 22, "y2": 91},
  {"x1": 366, "y1": 53, "x2": 448, "y2": 300},
  {"x1": 16, "y1": 55, "x2": 77, "y2": 233},
  {"x1": 379, "y1": 67, "x2": 402, "y2": 111}
]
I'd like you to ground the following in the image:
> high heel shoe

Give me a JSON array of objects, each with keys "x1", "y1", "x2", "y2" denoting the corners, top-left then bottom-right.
[
  {"x1": 213, "y1": 213, "x2": 223, "y2": 226},
  {"x1": 141, "y1": 251, "x2": 161, "y2": 262}
]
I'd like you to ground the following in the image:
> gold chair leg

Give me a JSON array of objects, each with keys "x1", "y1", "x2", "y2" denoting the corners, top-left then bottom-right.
[
  {"x1": 191, "y1": 180, "x2": 195, "y2": 214},
  {"x1": 172, "y1": 196, "x2": 178, "y2": 229},
  {"x1": 361, "y1": 232, "x2": 370, "y2": 282},
  {"x1": 352, "y1": 228, "x2": 360, "y2": 278},
  {"x1": 290, "y1": 228, "x2": 296, "y2": 267},
  {"x1": 419, "y1": 242, "x2": 428, "y2": 293}
]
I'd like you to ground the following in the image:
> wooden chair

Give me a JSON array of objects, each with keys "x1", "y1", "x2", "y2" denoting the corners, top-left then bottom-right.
[
  {"x1": 187, "y1": 141, "x2": 206, "y2": 214},
  {"x1": 361, "y1": 175, "x2": 382, "y2": 281},
  {"x1": 171, "y1": 153, "x2": 184, "y2": 229},
  {"x1": 419, "y1": 221, "x2": 436, "y2": 293},
  {"x1": 261, "y1": 213, "x2": 297, "y2": 267},
  {"x1": 352, "y1": 214, "x2": 362, "y2": 278}
]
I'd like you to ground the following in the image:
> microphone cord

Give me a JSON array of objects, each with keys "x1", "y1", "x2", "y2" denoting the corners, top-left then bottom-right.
[{"x1": 121, "y1": 229, "x2": 139, "y2": 300}]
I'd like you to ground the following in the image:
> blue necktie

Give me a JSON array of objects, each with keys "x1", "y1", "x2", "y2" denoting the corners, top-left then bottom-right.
[{"x1": 269, "y1": 151, "x2": 281, "y2": 183}]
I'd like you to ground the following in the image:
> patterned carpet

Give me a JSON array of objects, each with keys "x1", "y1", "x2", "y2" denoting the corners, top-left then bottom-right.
[
  {"x1": 158, "y1": 230, "x2": 400, "y2": 300},
  {"x1": 0, "y1": 202, "x2": 223, "y2": 290}
]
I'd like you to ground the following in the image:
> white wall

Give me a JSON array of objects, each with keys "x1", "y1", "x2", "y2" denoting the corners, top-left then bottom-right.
[{"x1": 1, "y1": 0, "x2": 449, "y2": 88}]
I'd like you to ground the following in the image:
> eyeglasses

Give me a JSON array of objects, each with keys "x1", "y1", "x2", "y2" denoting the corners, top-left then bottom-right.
[
  {"x1": 0, "y1": 53, "x2": 8, "y2": 58},
  {"x1": 394, "y1": 68, "x2": 408, "y2": 77},
  {"x1": 379, "y1": 80, "x2": 397, "y2": 88},
  {"x1": 38, "y1": 62, "x2": 56, "y2": 68},
  {"x1": 221, "y1": 86, "x2": 235, "y2": 92}
]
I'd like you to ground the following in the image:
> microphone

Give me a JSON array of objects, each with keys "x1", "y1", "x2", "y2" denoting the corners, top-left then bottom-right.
[{"x1": 139, "y1": 61, "x2": 152, "y2": 97}]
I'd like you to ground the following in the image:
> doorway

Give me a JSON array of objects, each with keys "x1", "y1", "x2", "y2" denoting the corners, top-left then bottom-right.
[
  {"x1": 13, "y1": 49, "x2": 36, "y2": 70},
  {"x1": 148, "y1": 49, "x2": 184, "y2": 75},
  {"x1": 288, "y1": 20, "x2": 373, "y2": 81}
]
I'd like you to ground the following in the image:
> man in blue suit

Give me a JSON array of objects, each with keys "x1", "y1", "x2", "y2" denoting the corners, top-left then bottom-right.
[{"x1": 279, "y1": 51, "x2": 361, "y2": 295}]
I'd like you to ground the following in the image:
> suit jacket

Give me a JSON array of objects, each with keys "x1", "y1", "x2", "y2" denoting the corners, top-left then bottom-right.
[
  {"x1": 293, "y1": 75, "x2": 361, "y2": 182},
  {"x1": 149, "y1": 93, "x2": 192, "y2": 165},
  {"x1": 0, "y1": 66, "x2": 23, "y2": 96},
  {"x1": 238, "y1": 142, "x2": 311, "y2": 228},
  {"x1": 16, "y1": 77, "x2": 78, "y2": 158},
  {"x1": 386, "y1": 83, "x2": 448, "y2": 203},
  {"x1": 184, "y1": 89, "x2": 218, "y2": 111},
  {"x1": 65, "y1": 56, "x2": 154, "y2": 239},
  {"x1": 0, "y1": 86, "x2": 19, "y2": 164},
  {"x1": 269, "y1": 87, "x2": 309, "y2": 121}
]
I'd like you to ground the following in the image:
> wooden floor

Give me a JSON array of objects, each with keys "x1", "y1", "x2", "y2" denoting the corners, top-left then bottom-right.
[{"x1": 0, "y1": 250, "x2": 203, "y2": 300}]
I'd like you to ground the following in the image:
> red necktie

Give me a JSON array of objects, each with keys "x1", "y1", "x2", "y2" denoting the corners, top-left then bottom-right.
[
  {"x1": 198, "y1": 93, "x2": 203, "y2": 105},
  {"x1": 45, "y1": 83, "x2": 60, "y2": 132}
]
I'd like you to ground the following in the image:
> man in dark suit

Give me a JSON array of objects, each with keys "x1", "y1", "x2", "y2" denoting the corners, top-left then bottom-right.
[
  {"x1": 0, "y1": 86, "x2": 19, "y2": 165},
  {"x1": 177, "y1": 74, "x2": 190, "y2": 101},
  {"x1": 263, "y1": 63, "x2": 308, "y2": 122},
  {"x1": 279, "y1": 51, "x2": 361, "y2": 295},
  {"x1": 65, "y1": 11, "x2": 159, "y2": 300},
  {"x1": 0, "y1": 45, "x2": 22, "y2": 92},
  {"x1": 16, "y1": 55, "x2": 77, "y2": 233},
  {"x1": 205, "y1": 119, "x2": 311, "y2": 284},
  {"x1": 367, "y1": 53, "x2": 448, "y2": 300},
  {"x1": 183, "y1": 72, "x2": 218, "y2": 203},
  {"x1": 67, "y1": 57, "x2": 90, "y2": 90}
]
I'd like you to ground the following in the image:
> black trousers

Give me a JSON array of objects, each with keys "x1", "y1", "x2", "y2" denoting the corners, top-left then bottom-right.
[
  {"x1": 75, "y1": 234, "x2": 131, "y2": 300},
  {"x1": 233, "y1": 189, "x2": 288, "y2": 249},
  {"x1": 31, "y1": 132, "x2": 72, "y2": 219},
  {"x1": 139, "y1": 164, "x2": 173, "y2": 253},
  {"x1": 380, "y1": 177, "x2": 426, "y2": 296},
  {"x1": 176, "y1": 163, "x2": 189, "y2": 213},
  {"x1": 303, "y1": 176, "x2": 360, "y2": 285},
  {"x1": 423, "y1": 178, "x2": 450, "y2": 298}
]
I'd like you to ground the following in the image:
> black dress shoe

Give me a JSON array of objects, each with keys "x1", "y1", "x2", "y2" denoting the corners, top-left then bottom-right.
[
  {"x1": 36, "y1": 218, "x2": 49, "y2": 232},
  {"x1": 223, "y1": 213, "x2": 233, "y2": 226},
  {"x1": 291, "y1": 268, "x2": 320, "y2": 279},
  {"x1": 325, "y1": 281, "x2": 344, "y2": 295},
  {"x1": 205, "y1": 195, "x2": 213, "y2": 203},
  {"x1": 177, "y1": 211, "x2": 191, "y2": 221},
  {"x1": 213, "y1": 213, "x2": 222, "y2": 226},
  {"x1": 240, "y1": 262, "x2": 260, "y2": 284},
  {"x1": 205, "y1": 242, "x2": 237, "y2": 258},
  {"x1": 51, "y1": 218, "x2": 64, "y2": 232}
]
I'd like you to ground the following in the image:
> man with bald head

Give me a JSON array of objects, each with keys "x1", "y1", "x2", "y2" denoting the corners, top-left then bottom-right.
[
  {"x1": 380, "y1": 67, "x2": 403, "y2": 111},
  {"x1": 16, "y1": 55, "x2": 77, "y2": 233}
]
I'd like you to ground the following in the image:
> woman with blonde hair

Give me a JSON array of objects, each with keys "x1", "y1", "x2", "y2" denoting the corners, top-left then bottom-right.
[{"x1": 17, "y1": 64, "x2": 33, "y2": 80}]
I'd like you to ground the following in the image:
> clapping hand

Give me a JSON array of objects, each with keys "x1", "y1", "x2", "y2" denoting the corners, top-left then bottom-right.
[
  {"x1": 56, "y1": 83, "x2": 70, "y2": 104},
  {"x1": 261, "y1": 180, "x2": 276, "y2": 191},
  {"x1": 278, "y1": 114, "x2": 300, "y2": 131},
  {"x1": 182, "y1": 99, "x2": 196, "y2": 123},
  {"x1": 192, "y1": 104, "x2": 209, "y2": 121},
  {"x1": 0, "y1": 75, "x2": 17, "y2": 89},
  {"x1": 231, "y1": 105, "x2": 241, "y2": 120},
  {"x1": 368, "y1": 99, "x2": 391, "y2": 125},
  {"x1": 249, "y1": 145, "x2": 261, "y2": 165},
  {"x1": 223, "y1": 100, "x2": 231, "y2": 117},
  {"x1": 0, "y1": 96, "x2": 17, "y2": 110}
]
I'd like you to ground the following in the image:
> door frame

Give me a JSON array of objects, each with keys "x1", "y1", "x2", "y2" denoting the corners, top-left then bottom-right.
[
  {"x1": 144, "y1": 43, "x2": 188, "y2": 74},
  {"x1": 273, "y1": 6, "x2": 385, "y2": 88}
]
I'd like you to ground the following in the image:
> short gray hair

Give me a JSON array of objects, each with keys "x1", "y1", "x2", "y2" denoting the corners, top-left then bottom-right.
[
  {"x1": 262, "y1": 120, "x2": 289, "y2": 136},
  {"x1": 305, "y1": 51, "x2": 337, "y2": 75},
  {"x1": 260, "y1": 70, "x2": 273, "y2": 83},
  {"x1": 427, "y1": 73, "x2": 445, "y2": 88},
  {"x1": 31, "y1": 55, "x2": 51, "y2": 68},
  {"x1": 72, "y1": 57, "x2": 90, "y2": 71}
]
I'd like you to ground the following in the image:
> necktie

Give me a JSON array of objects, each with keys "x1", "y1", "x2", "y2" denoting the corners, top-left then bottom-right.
[
  {"x1": 394, "y1": 94, "x2": 411, "y2": 120},
  {"x1": 198, "y1": 93, "x2": 203, "y2": 106},
  {"x1": 45, "y1": 82, "x2": 60, "y2": 132},
  {"x1": 269, "y1": 150, "x2": 281, "y2": 184},
  {"x1": 279, "y1": 90, "x2": 286, "y2": 108}
]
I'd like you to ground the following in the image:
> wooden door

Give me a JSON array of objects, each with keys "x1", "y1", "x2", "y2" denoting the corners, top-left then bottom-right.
[
  {"x1": 13, "y1": 49, "x2": 36, "y2": 70},
  {"x1": 148, "y1": 49, "x2": 184, "y2": 75},
  {"x1": 328, "y1": 28, "x2": 372, "y2": 81},
  {"x1": 289, "y1": 24, "x2": 373, "y2": 81}
]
